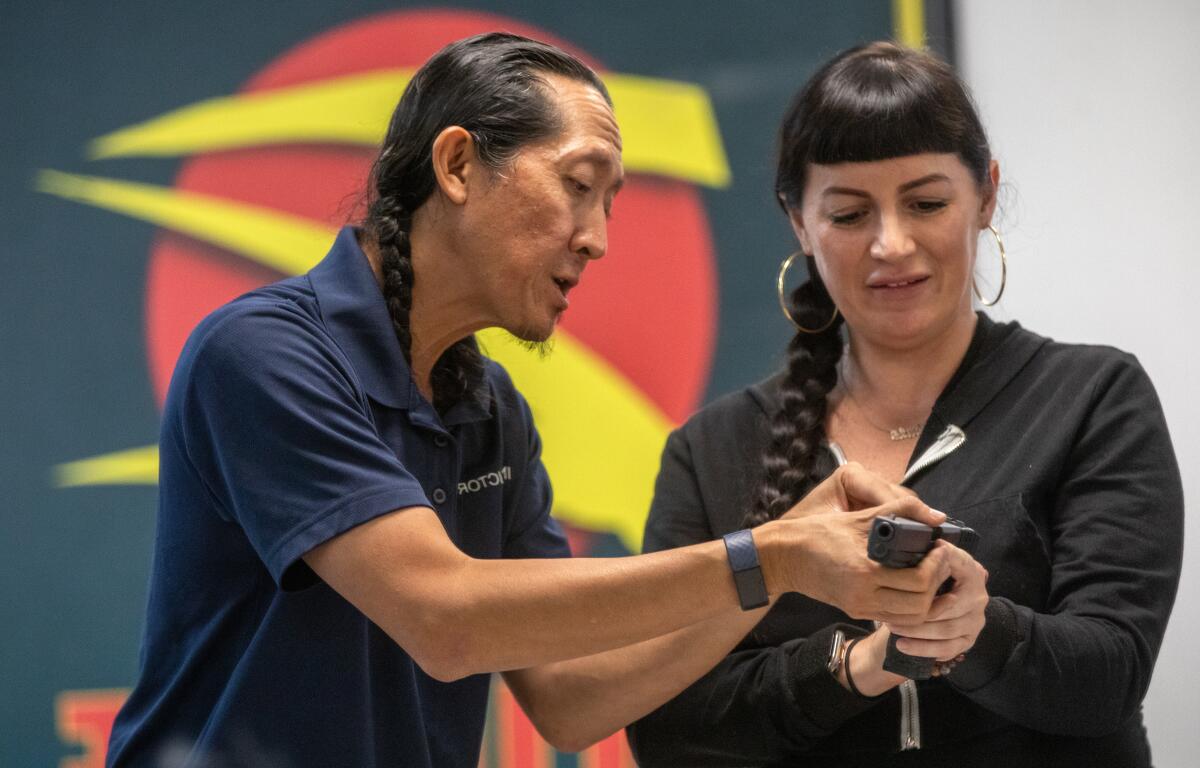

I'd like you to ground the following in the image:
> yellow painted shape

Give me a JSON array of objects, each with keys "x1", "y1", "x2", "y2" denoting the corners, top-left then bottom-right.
[
  {"x1": 479, "y1": 329, "x2": 669, "y2": 552},
  {"x1": 35, "y1": 170, "x2": 331, "y2": 276},
  {"x1": 88, "y1": 69, "x2": 730, "y2": 188},
  {"x1": 892, "y1": 0, "x2": 927, "y2": 49},
  {"x1": 40, "y1": 173, "x2": 668, "y2": 546},
  {"x1": 89, "y1": 70, "x2": 407, "y2": 160},
  {"x1": 606, "y1": 73, "x2": 730, "y2": 187},
  {"x1": 55, "y1": 444, "x2": 158, "y2": 487}
]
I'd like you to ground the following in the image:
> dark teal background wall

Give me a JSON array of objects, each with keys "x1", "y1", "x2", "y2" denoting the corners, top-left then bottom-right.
[{"x1": 1, "y1": 2, "x2": 912, "y2": 764}]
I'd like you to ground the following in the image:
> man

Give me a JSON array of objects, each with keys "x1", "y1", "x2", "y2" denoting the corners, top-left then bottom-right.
[{"x1": 106, "y1": 33, "x2": 962, "y2": 767}]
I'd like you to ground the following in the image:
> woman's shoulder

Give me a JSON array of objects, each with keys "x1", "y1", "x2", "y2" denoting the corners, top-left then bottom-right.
[
  {"x1": 669, "y1": 374, "x2": 782, "y2": 460},
  {"x1": 981, "y1": 316, "x2": 1143, "y2": 379},
  {"x1": 1006, "y1": 322, "x2": 1145, "y2": 379},
  {"x1": 680, "y1": 374, "x2": 780, "y2": 428},
  {"x1": 983, "y1": 320, "x2": 1159, "y2": 418}
]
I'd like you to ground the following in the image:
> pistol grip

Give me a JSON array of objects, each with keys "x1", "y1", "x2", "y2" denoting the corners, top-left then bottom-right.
[{"x1": 882, "y1": 633, "x2": 935, "y2": 680}]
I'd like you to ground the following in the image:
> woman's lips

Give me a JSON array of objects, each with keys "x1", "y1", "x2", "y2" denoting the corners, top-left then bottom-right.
[{"x1": 869, "y1": 275, "x2": 930, "y2": 290}]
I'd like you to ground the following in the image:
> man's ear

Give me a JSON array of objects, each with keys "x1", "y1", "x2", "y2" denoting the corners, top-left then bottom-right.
[
  {"x1": 430, "y1": 126, "x2": 477, "y2": 206},
  {"x1": 786, "y1": 205, "x2": 813, "y2": 256}
]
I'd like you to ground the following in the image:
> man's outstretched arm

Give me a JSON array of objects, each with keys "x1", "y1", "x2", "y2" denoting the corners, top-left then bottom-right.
[{"x1": 305, "y1": 464, "x2": 948, "y2": 684}]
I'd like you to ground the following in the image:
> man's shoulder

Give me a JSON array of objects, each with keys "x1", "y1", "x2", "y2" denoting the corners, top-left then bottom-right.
[
  {"x1": 183, "y1": 277, "x2": 323, "y2": 364},
  {"x1": 163, "y1": 276, "x2": 345, "y2": 420}
]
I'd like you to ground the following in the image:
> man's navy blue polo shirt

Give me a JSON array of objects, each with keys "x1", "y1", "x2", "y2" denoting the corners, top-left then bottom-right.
[{"x1": 107, "y1": 227, "x2": 569, "y2": 768}]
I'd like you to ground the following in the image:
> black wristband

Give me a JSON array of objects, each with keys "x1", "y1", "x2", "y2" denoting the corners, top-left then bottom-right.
[
  {"x1": 844, "y1": 637, "x2": 868, "y2": 697},
  {"x1": 844, "y1": 636, "x2": 886, "y2": 699},
  {"x1": 722, "y1": 529, "x2": 769, "y2": 610}
]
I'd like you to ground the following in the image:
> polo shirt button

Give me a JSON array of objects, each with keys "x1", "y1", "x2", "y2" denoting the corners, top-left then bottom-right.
[
  {"x1": 431, "y1": 487, "x2": 447, "y2": 505},
  {"x1": 434, "y1": 435, "x2": 449, "y2": 448}
]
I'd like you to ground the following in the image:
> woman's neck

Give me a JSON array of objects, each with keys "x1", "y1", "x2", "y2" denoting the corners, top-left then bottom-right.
[{"x1": 841, "y1": 311, "x2": 978, "y2": 423}]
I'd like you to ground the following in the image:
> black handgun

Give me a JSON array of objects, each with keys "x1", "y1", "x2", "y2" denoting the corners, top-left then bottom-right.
[{"x1": 867, "y1": 515, "x2": 979, "y2": 679}]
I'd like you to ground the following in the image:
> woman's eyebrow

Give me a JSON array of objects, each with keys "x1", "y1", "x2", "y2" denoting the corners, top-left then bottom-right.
[{"x1": 898, "y1": 173, "x2": 951, "y2": 193}]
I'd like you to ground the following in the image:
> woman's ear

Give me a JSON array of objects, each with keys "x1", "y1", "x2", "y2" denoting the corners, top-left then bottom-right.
[
  {"x1": 980, "y1": 159, "x2": 1001, "y2": 227},
  {"x1": 430, "y1": 126, "x2": 477, "y2": 206},
  {"x1": 786, "y1": 205, "x2": 813, "y2": 256}
]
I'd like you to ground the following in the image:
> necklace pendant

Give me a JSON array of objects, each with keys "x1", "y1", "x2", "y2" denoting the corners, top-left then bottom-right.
[{"x1": 889, "y1": 424, "x2": 923, "y2": 441}]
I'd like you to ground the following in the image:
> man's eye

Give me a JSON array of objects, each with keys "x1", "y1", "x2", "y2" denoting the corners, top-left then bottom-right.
[{"x1": 570, "y1": 179, "x2": 591, "y2": 194}]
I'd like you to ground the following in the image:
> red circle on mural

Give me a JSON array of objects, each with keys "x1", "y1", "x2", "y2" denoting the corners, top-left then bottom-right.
[{"x1": 145, "y1": 9, "x2": 717, "y2": 425}]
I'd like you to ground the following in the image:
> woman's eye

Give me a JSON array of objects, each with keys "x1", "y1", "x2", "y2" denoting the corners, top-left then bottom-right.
[
  {"x1": 830, "y1": 210, "x2": 865, "y2": 225},
  {"x1": 913, "y1": 199, "x2": 948, "y2": 214}
]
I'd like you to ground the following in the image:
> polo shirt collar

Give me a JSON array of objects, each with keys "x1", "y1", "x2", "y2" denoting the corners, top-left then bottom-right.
[{"x1": 308, "y1": 227, "x2": 494, "y2": 422}]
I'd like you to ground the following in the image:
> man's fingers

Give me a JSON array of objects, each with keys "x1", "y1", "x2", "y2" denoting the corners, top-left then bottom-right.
[
  {"x1": 871, "y1": 495, "x2": 946, "y2": 526},
  {"x1": 872, "y1": 541, "x2": 953, "y2": 594},
  {"x1": 837, "y1": 463, "x2": 917, "y2": 510},
  {"x1": 868, "y1": 587, "x2": 938, "y2": 623}
]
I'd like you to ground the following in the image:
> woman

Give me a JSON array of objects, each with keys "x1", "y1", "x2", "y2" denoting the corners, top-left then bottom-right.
[{"x1": 627, "y1": 42, "x2": 1182, "y2": 767}]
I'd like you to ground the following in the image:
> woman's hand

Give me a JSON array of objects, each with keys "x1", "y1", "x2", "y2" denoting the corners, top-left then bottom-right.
[
  {"x1": 883, "y1": 540, "x2": 990, "y2": 663},
  {"x1": 837, "y1": 626, "x2": 906, "y2": 696}
]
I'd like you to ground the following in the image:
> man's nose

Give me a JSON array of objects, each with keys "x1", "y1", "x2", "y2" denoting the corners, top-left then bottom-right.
[{"x1": 571, "y1": 205, "x2": 608, "y2": 261}]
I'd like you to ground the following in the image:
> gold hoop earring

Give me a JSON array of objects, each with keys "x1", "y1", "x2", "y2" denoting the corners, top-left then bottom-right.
[
  {"x1": 972, "y1": 225, "x2": 1007, "y2": 306},
  {"x1": 777, "y1": 251, "x2": 839, "y2": 333}
]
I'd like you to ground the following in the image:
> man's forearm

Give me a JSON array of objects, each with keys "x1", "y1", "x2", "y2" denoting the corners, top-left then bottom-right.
[
  {"x1": 504, "y1": 603, "x2": 771, "y2": 752},
  {"x1": 308, "y1": 506, "x2": 785, "y2": 681}
]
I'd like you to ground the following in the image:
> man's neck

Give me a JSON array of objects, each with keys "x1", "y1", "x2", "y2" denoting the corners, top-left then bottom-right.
[{"x1": 359, "y1": 227, "x2": 489, "y2": 404}]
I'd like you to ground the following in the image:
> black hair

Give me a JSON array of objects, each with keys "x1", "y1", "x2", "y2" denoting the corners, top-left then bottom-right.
[
  {"x1": 364, "y1": 32, "x2": 610, "y2": 411},
  {"x1": 747, "y1": 41, "x2": 992, "y2": 527}
]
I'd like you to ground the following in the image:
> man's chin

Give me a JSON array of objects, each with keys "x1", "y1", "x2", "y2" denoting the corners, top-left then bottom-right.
[{"x1": 506, "y1": 322, "x2": 556, "y2": 358}]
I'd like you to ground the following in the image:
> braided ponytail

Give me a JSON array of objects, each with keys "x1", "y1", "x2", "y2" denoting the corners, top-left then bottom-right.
[
  {"x1": 745, "y1": 260, "x2": 843, "y2": 527},
  {"x1": 370, "y1": 195, "x2": 415, "y2": 364}
]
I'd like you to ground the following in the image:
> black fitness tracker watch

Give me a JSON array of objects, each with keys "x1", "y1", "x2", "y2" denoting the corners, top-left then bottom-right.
[{"x1": 722, "y1": 529, "x2": 769, "y2": 610}]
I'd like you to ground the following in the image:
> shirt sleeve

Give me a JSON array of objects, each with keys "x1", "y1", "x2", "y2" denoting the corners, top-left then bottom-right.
[
  {"x1": 628, "y1": 427, "x2": 879, "y2": 766},
  {"x1": 179, "y1": 303, "x2": 433, "y2": 588},
  {"x1": 948, "y1": 354, "x2": 1184, "y2": 737}
]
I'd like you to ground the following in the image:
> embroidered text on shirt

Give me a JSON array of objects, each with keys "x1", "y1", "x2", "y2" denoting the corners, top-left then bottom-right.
[{"x1": 458, "y1": 466, "x2": 512, "y2": 495}]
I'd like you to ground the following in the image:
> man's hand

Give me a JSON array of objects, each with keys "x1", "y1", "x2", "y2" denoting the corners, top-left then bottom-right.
[
  {"x1": 779, "y1": 462, "x2": 922, "y2": 519},
  {"x1": 761, "y1": 463, "x2": 951, "y2": 623}
]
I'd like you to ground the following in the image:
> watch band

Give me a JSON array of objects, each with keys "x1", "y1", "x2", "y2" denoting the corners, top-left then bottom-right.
[
  {"x1": 722, "y1": 529, "x2": 769, "y2": 610},
  {"x1": 827, "y1": 628, "x2": 849, "y2": 676}
]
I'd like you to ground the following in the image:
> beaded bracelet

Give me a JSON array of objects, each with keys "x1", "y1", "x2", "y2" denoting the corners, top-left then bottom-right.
[{"x1": 932, "y1": 653, "x2": 967, "y2": 677}]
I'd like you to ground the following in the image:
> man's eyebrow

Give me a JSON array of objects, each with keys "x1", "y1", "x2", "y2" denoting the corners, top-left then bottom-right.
[{"x1": 568, "y1": 147, "x2": 624, "y2": 191}]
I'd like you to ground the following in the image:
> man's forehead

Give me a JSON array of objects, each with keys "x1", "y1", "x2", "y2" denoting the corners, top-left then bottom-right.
[{"x1": 541, "y1": 73, "x2": 622, "y2": 154}]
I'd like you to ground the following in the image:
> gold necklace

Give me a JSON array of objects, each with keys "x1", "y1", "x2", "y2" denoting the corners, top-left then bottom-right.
[{"x1": 839, "y1": 380, "x2": 926, "y2": 442}]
